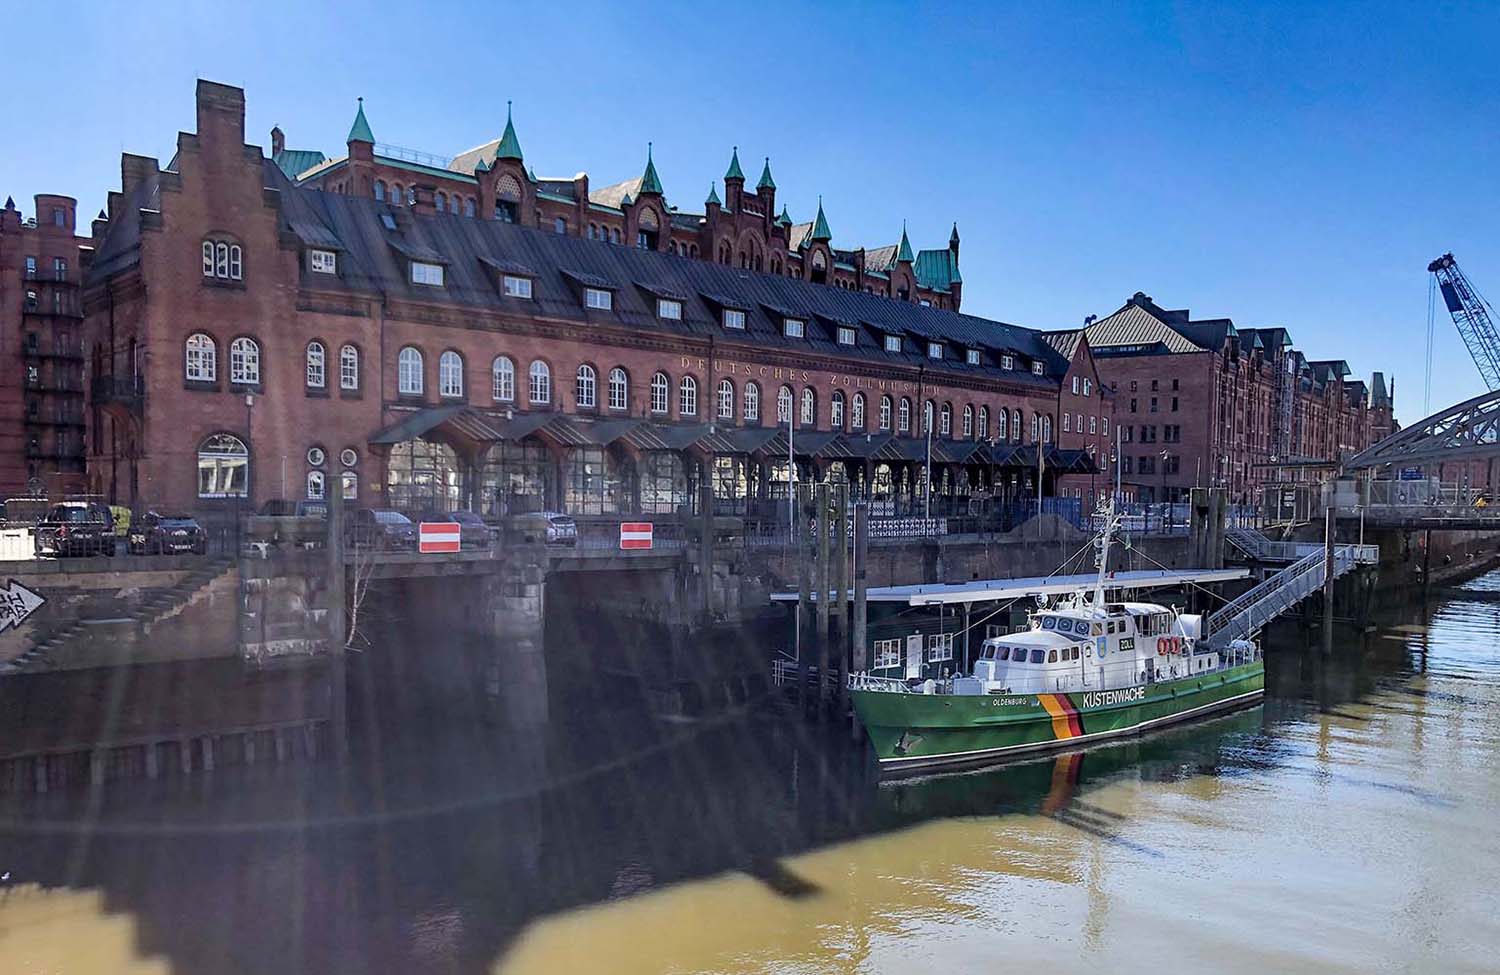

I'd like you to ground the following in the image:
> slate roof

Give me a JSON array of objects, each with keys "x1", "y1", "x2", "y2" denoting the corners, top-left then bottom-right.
[
  {"x1": 590, "y1": 177, "x2": 642, "y2": 209},
  {"x1": 1086, "y1": 297, "x2": 1234, "y2": 355},
  {"x1": 450, "y1": 138, "x2": 503, "y2": 175},
  {"x1": 88, "y1": 172, "x2": 161, "y2": 282},
  {"x1": 864, "y1": 244, "x2": 899, "y2": 271},
  {"x1": 1040, "y1": 329, "x2": 1082, "y2": 359},
  {"x1": 787, "y1": 221, "x2": 812, "y2": 252}
]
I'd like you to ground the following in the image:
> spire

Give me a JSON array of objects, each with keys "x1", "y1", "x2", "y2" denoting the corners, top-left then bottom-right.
[
  {"x1": 347, "y1": 97, "x2": 374, "y2": 144},
  {"x1": 777, "y1": 204, "x2": 792, "y2": 227},
  {"x1": 949, "y1": 221, "x2": 960, "y2": 248},
  {"x1": 495, "y1": 100, "x2": 523, "y2": 161},
  {"x1": 3, "y1": 196, "x2": 14, "y2": 211},
  {"x1": 757, "y1": 156, "x2": 776, "y2": 190},
  {"x1": 810, "y1": 196, "x2": 832, "y2": 241},
  {"x1": 705, "y1": 182, "x2": 721, "y2": 207},
  {"x1": 725, "y1": 146, "x2": 744, "y2": 182},
  {"x1": 897, "y1": 221, "x2": 915, "y2": 263},
  {"x1": 639, "y1": 142, "x2": 663, "y2": 196}
]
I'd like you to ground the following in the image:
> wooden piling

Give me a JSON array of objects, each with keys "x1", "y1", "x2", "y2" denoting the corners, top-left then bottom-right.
[
  {"x1": 796, "y1": 483, "x2": 812, "y2": 709},
  {"x1": 832, "y1": 484, "x2": 850, "y2": 711},
  {"x1": 815, "y1": 482, "x2": 832, "y2": 710}
]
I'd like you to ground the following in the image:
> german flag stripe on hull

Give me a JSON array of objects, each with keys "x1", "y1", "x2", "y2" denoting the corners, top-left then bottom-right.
[{"x1": 1038, "y1": 693, "x2": 1084, "y2": 739}]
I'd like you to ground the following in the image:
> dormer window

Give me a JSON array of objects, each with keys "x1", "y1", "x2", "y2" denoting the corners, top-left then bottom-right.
[
  {"x1": 585, "y1": 287, "x2": 613, "y2": 311},
  {"x1": 966, "y1": 348, "x2": 980, "y2": 366},
  {"x1": 657, "y1": 298, "x2": 683, "y2": 320},
  {"x1": 1032, "y1": 361, "x2": 1045, "y2": 376},
  {"x1": 202, "y1": 239, "x2": 243, "y2": 281},
  {"x1": 410, "y1": 262, "x2": 444, "y2": 286},
  {"x1": 503, "y1": 275, "x2": 532, "y2": 299},
  {"x1": 784, "y1": 318, "x2": 805, "y2": 338},
  {"x1": 1001, "y1": 354, "x2": 1015, "y2": 370},
  {"x1": 723, "y1": 309, "x2": 746, "y2": 330},
  {"x1": 837, "y1": 326, "x2": 856, "y2": 346},
  {"x1": 927, "y1": 342, "x2": 943, "y2": 360},
  {"x1": 308, "y1": 249, "x2": 337, "y2": 274},
  {"x1": 884, "y1": 335, "x2": 901, "y2": 354}
]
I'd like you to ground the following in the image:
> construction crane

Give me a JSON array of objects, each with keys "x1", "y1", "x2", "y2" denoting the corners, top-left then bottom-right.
[{"x1": 1429, "y1": 253, "x2": 1500, "y2": 391}]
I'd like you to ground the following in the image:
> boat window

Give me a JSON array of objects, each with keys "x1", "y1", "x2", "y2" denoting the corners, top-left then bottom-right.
[
  {"x1": 1030, "y1": 649, "x2": 1046, "y2": 664},
  {"x1": 1048, "y1": 649, "x2": 1058, "y2": 663},
  {"x1": 1041, "y1": 617, "x2": 1056, "y2": 630},
  {"x1": 982, "y1": 645, "x2": 996, "y2": 660},
  {"x1": 1001, "y1": 648, "x2": 1016, "y2": 663}
]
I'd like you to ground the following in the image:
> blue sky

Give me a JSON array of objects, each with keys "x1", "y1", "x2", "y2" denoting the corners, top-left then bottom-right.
[{"x1": 6, "y1": 1, "x2": 1498, "y2": 425}]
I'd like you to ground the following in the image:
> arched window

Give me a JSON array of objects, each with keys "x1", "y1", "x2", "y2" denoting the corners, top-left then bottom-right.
[
  {"x1": 229, "y1": 337, "x2": 260, "y2": 385},
  {"x1": 879, "y1": 395, "x2": 892, "y2": 431},
  {"x1": 197, "y1": 433, "x2": 248, "y2": 498},
  {"x1": 923, "y1": 400, "x2": 934, "y2": 435},
  {"x1": 679, "y1": 375, "x2": 698, "y2": 417},
  {"x1": 650, "y1": 372, "x2": 670, "y2": 414},
  {"x1": 398, "y1": 347, "x2": 424, "y2": 395},
  {"x1": 576, "y1": 364, "x2": 597, "y2": 408},
  {"x1": 435, "y1": 191, "x2": 447, "y2": 212},
  {"x1": 830, "y1": 391, "x2": 845, "y2": 430},
  {"x1": 340, "y1": 471, "x2": 358, "y2": 500},
  {"x1": 718, "y1": 379, "x2": 734, "y2": 420},
  {"x1": 185, "y1": 333, "x2": 217, "y2": 382},
  {"x1": 899, "y1": 397, "x2": 911, "y2": 433},
  {"x1": 306, "y1": 469, "x2": 326, "y2": 500},
  {"x1": 963, "y1": 405, "x2": 973, "y2": 439},
  {"x1": 439, "y1": 351, "x2": 464, "y2": 398},
  {"x1": 202, "y1": 239, "x2": 243, "y2": 281},
  {"x1": 463, "y1": 197, "x2": 476, "y2": 218},
  {"x1": 997, "y1": 407, "x2": 1008, "y2": 440},
  {"x1": 608, "y1": 367, "x2": 628, "y2": 411},
  {"x1": 777, "y1": 385, "x2": 793, "y2": 424},
  {"x1": 306, "y1": 341, "x2": 326, "y2": 388},
  {"x1": 339, "y1": 344, "x2": 359, "y2": 390},
  {"x1": 1032, "y1": 413, "x2": 1041, "y2": 443},
  {"x1": 492, "y1": 356, "x2": 515, "y2": 402},
  {"x1": 978, "y1": 406, "x2": 989, "y2": 439},
  {"x1": 941, "y1": 403, "x2": 952, "y2": 437},
  {"x1": 743, "y1": 382, "x2": 760, "y2": 422},
  {"x1": 800, "y1": 388, "x2": 815, "y2": 427},
  {"x1": 1043, "y1": 414, "x2": 1053, "y2": 443},
  {"x1": 529, "y1": 360, "x2": 551, "y2": 405},
  {"x1": 852, "y1": 393, "x2": 866, "y2": 430},
  {"x1": 1012, "y1": 409, "x2": 1023, "y2": 442},
  {"x1": 391, "y1": 183, "x2": 403, "y2": 205},
  {"x1": 374, "y1": 181, "x2": 386, "y2": 202}
]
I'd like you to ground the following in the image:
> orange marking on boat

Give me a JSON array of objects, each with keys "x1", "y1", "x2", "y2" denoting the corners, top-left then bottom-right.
[{"x1": 1039, "y1": 694, "x2": 1076, "y2": 740}]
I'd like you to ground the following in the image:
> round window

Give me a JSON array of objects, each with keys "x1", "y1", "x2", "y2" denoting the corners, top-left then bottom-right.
[
  {"x1": 307, "y1": 446, "x2": 326, "y2": 467},
  {"x1": 340, "y1": 447, "x2": 358, "y2": 467}
]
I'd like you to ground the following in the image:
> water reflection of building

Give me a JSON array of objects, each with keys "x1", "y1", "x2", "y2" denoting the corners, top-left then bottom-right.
[{"x1": 80, "y1": 81, "x2": 1111, "y2": 524}]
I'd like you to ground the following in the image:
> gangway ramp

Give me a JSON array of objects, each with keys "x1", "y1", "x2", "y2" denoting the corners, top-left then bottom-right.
[{"x1": 1206, "y1": 544, "x2": 1377, "y2": 648}]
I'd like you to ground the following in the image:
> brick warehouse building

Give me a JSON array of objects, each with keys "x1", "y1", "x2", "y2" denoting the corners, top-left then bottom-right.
[
  {"x1": 0, "y1": 195, "x2": 90, "y2": 498},
  {"x1": 1085, "y1": 292, "x2": 1396, "y2": 504},
  {"x1": 73, "y1": 81, "x2": 1112, "y2": 523}
]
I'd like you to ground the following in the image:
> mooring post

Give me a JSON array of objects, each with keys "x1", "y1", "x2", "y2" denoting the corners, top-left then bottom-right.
[
  {"x1": 852, "y1": 500, "x2": 869, "y2": 740},
  {"x1": 833, "y1": 484, "x2": 849, "y2": 712},
  {"x1": 699, "y1": 474, "x2": 715, "y2": 620},
  {"x1": 796, "y1": 483, "x2": 812, "y2": 710},
  {"x1": 1323, "y1": 504, "x2": 1336, "y2": 647},
  {"x1": 815, "y1": 482, "x2": 832, "y2": 711},
  {"x1": 1423, "y1": 528, "x2": 1432, "y2": 598},
  {"x1": 327, "y1": 485, "x2": 350, "y2": 759}
]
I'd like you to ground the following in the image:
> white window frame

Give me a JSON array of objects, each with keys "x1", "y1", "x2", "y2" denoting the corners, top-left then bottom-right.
[
  {"x1": 657, "y1": 298, "x2": 683, "y2": 320},
  {"x1": 398, "y1": 347, "x2": 424, "y2": 395},
  {"x1": 743, "y1": 383, "x2": 760, "y2": 421},
  {"x1": 306, "y1": 469, "x2": 326, "y2": 501},
  {"x1": 410, "y1": 262, "x2": 443, "y2": 286},
  {"x1": 831, "y1": 393, "x2": 845, "y2": 430},
  {"x1": 873, "y1": 639, "x2": 902, "y2": 670},
  {"x1": 851, "y1": 393, "x2": 865, "y2": 430},
  {"x1": 777, "y1": 386, "x2": 793, "y2": 423},
  {"x1": 493, "y1": 357, "x2": 515, "y2": 402},
  {"x1": 783, "y1": 318, "x2": 805, "y2": 338},
  {"x1": 837, "y1": 326, "x2": 856, "y2": 346},
  {"x1": 997, "y1": 408, "x2": 1008, "y2": 440},
  {"x1": 585, "y1": 287, "x2": 612, "y2": 310},
  {"x1": 962, "y1": 405, "x2": 973, "y2": 438},
  {"x1": 339, "y1": 345, "x2": 359, "y2": 390},
  {"x1": 308, "y1": 249, "x2": 337, "y2": 275},
  {"x1": 1063, "y1": 413, "x2": 1071, "y2": 432},
  {"x1": 229, "y1": 337, "x2": 260, "y2": 386},
  {"x1": 927, "y1": 342, "x2": 943, "y2": 360},
  {"x1": 185, "y1": 333, "x2": 217, "y2": 382},
  {"x1": 899, "y1": 399, "x2": 911, "y2": 433},
  {"x1": 306, "y1": 341, "x2": 326, "y2": 388},
  {"x1": 503, "y1": 275, "x2": 533, "y2": 299},
  {"x1": 723, "y1": 308, "x2": 746, "y2": 330},
  {"x1": 575, "y1": 364, "x2": 597, "y2": 408},
  {"x1": 927, "y1": 632, "x2": 955, "y2": 663},
  {"x1": 884, "y1": 335, "x2": 902, "y2": 353},
  {"x1": 1032, "y1": 361, "x2": 1045, "y2": 376},
  {"x1": 1072, "y1": 376, "x2": 1081, "y2": 394},
  {"x1": 800, "y1": 388, "x2": 815, "y2": 426},
  {"x1": 967, "y1": 349, "x2": 980, "y2": 365},
  {"x1": 879, "y1": 396, "x2": 892, "y2": 430},
  {"x1": 717, "y1": 379, "x2": 734, "y2": 419},
  {"x1": 650, "y1": 373, "x2": 670, "y2": 414},
  {"x1": 1083, "y1": 378, "x2": 1093, "y2": 396},
  {"x1": 529, "y1": 360, "x2": 551, "y2": 405},
  {"x1": 1001, "y1": 354, "x2": 1015, "y2": 370},
  {"x1": 679, "y1": 376, "x2": 698, "y2": 416},
  {"x1": 608, "y1": 368, "x2": 628, "y2": 411}
]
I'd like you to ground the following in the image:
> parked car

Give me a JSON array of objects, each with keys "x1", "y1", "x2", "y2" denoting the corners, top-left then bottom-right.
[
  {"x1": 258, "y1": 498, "x2": 329, "y2": 518},
  {"x1": 347, "y1": 508, "x2": 418, "y2": 549},
  {"x1": 34, "y1": 501, "x2": 115, "y2": 557},
  {"x1": 413, "y1": 509, "x2": 496, "y2": 550},
  {"x1": 507, "y1": 510, "x2": 577, "y2": 546},
  {"x1": 128, "y1": 512, "x2": 208, "y2": 555}
]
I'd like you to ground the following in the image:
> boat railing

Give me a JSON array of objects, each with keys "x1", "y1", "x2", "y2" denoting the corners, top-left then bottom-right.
[{"x1": 847, "y1": 673, "x2": 914, "y2": 693}]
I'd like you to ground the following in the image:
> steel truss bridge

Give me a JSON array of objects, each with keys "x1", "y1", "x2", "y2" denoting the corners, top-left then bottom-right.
[{"x1": 1347, "y1": 388, "x2": 1500, "y2": 471}]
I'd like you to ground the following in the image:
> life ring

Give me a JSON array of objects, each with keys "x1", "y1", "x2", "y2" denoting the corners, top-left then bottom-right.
[{"x1": 1157, "y1": 637, "x2": 1167, "y2": 655}]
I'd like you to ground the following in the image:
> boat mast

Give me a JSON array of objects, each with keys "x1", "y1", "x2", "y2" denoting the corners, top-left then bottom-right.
[{"x1": 1091, "y1": 497, "x2": 1117, "y2": 608}]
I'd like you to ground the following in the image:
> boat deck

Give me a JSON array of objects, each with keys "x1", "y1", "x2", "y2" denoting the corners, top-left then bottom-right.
[{"x1": 771, "y1": 567, "x2": 1250, "y2": 607}]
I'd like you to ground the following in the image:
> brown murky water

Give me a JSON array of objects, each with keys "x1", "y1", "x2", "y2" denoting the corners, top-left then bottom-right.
[{"x1": 1, "y1": 575, "x2": 1498, "y2": 974}]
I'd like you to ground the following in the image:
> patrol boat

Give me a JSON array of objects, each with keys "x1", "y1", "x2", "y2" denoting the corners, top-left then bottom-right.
[{"x1": 848, "y1": 501, "x2": 1263, "y2": 773}]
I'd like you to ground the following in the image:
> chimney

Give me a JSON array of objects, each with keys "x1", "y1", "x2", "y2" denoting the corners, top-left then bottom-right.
[
  {"x1": 270, "y1": 126, "x2": 285, "y2": 156},
  {"x1": 121, "y1": 153, "x2": 160, "y2": 197},
  {"x1": 411, "y1": 183, "x2": 437, "y2": 216}
]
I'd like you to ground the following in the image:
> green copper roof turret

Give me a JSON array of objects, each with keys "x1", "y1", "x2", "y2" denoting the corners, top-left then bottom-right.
[
  {"x1": 725, "y1": 146, "x2": 744, "y2": 181},
  {"x1": 706, "y1": 183, "x2": 721, "y2": 207},
  {"x1": 757, "y1": 157, "x2": 776, "y2": 190},
  {"x1": 496, "y1": 100, "x2": 523, "y2": 161},
  {"x1": 777, "y1": 204, "x2": 792, "y2": 227},
  {"x1": 639, "y1": 142, "x2": 663, "y2": 196},
  {"x1": 347, "y1": 97, "x2": 374, "y2": 144},
  {"x1": 897, "y1": 222, "x2": 915, "y2": 263},
  {"x1": 811, "y1": 196, "x2": 832, "y2": 240}
]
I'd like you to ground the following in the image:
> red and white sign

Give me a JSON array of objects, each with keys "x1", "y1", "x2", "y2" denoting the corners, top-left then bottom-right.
[
  {"x1": 619, "y1": 522, "x2": 653, "y2": 550},
  {"x1": 419, "y1": 521, "x2": 462, "y2": 554}
]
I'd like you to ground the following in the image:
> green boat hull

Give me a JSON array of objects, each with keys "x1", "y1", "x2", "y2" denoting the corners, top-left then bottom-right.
[{"x1": 852, "y1": 661, "x2": 1265, "y2": 773}]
